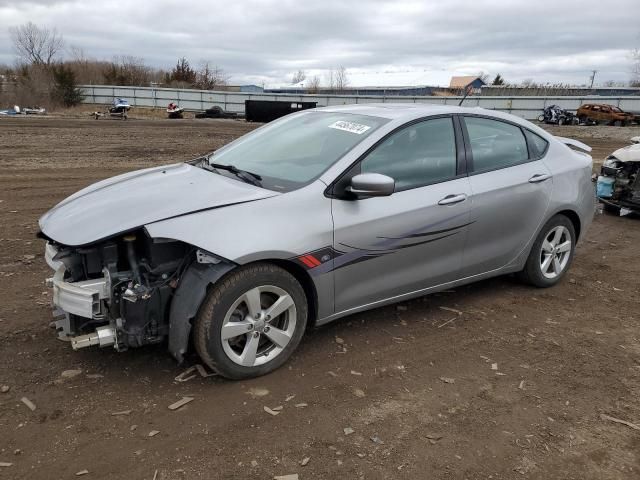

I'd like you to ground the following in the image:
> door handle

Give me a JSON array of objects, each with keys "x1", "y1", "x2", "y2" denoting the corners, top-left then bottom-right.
[
  {"x1": 438, "y1": 194, "x2": 467, "y2": 206},
  {"x1": 528, "y1": 173, "x2": 551, "y2": 183}
]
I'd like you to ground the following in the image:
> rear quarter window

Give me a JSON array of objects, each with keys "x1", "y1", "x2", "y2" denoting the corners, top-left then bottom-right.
[{"x1": 525, "y1": 130, "x2": 549, "y2": 158}]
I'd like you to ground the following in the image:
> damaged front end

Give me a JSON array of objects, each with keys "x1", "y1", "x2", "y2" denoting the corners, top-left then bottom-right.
[
  {"x1": 596, "y1": 139, "x2": 640, "y2": 212},
  {"x1": 44, "y1": 231, "x2": 193, "y2": 352}
]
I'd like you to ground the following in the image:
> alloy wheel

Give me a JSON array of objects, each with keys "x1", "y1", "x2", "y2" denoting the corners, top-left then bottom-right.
[
  {"x1": 539, "y1": 225, "x2": 572, "y2": 279},
  {"x1": 221, "y1": 285, "x2": 297, "y2": 367}
]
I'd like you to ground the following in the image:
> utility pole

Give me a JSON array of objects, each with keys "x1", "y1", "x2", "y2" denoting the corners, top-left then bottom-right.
[{"x1": 589, "y1": 70, "x2": 598, "y2": 88}]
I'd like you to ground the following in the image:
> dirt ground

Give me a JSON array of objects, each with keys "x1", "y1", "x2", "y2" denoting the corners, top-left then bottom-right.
[{"x1": 0, "y1": 115, "x2": 639, "y2": 480}]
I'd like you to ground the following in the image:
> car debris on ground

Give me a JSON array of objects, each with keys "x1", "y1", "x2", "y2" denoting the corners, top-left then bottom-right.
[
  {"x1": 110, "y1": 409, "x2": 132, "y2": 416},
  {"x1": 168, "y1": 397, "x2": 194, "y2": 410},
  {"x1": 263, "y1": 406, "x2": 281, "y2": 416},
  {"x1": 60, "y1": 369, "x2": 83, "y2": 379},
  {"x1": 246, "y1": 387, "x2": 270, "y2": 398},
  {"x1": 600, "y1": 414, "x2": 640, "y2": 431},
  {"x1": 20, "y1": 397, "x2": 36, "y2": 411},
  {"x1": 174, "y1": 364, "x2": 215, "y2": 382}
]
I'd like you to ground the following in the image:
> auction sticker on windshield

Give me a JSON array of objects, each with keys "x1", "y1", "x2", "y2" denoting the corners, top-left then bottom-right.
[{"x1": 329, "y1": 120, "x2": 371, "y2": 134}]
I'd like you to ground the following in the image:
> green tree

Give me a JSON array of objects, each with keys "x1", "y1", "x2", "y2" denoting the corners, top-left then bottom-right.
[
  {"x1": 170, "y1": 57, "x2": 196, "y2": 84},
  {"x1": 51, "y1": 64, "x2": 84, "y2": 106},
  {"x1": 492, "y1": 74, "x2": 505, "y2": 85}
]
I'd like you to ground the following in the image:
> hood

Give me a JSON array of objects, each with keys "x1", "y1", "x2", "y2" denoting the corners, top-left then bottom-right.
[
  {"x1": 610, "y1": 143, "x2": 640, "y2": 163},
  {"x1": 39, "y1": 163, "x2": 278, "y2": 246}
]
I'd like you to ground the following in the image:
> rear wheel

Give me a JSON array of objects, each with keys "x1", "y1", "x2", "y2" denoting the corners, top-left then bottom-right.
[
  {"x1": 518, "y1": 215, "x2": 576, "y2": 287},
  {"x1": 194, "y1": 263, "x2": 308, "y2": 379}
]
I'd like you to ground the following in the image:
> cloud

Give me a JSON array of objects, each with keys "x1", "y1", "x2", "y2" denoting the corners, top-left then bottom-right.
[{"x1": 0, "y1": 0, "x2": 638, "y2": 86}]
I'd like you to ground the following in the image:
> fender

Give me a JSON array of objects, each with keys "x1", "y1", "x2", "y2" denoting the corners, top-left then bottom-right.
[{"x1": 168, "y1": 260, "x2": 235, "y2": 363}]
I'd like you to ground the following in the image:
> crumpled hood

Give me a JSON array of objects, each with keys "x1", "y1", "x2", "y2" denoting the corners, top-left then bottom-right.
[
  {"x1": 39, "y1": 163, "x2": 278, "y2": 246},
  {"x1": 610, "y1": 143, "x2": 640, "y2": 163}
]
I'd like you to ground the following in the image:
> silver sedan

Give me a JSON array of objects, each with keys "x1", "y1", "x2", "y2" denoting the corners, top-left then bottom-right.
[{"x1": 39, "y1": 104, "x2": 594, "y2": 379}]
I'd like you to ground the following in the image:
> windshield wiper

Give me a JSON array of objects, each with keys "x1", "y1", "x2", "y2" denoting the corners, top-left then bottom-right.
[{"x1": 209, "y1": 162, "x2": 263, "y2": 187}]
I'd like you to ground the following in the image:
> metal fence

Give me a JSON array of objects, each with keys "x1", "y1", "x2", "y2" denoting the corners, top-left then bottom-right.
[{"x1": 80, "y1": 85, "x2": 640, "y2": 121}]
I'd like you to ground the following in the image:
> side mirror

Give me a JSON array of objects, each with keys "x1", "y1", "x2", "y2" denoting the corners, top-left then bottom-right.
[
  {"x1": 347, "y1": 173, "x2": 395, "y2": 198},
  {"x1": 630, "y1": 136, "x2": 640, "y2": 144}
]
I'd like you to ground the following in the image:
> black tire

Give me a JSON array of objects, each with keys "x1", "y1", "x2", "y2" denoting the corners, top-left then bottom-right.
[
  {"x1": 193, "y1": 263, "x2": 308, "y2": 380},
  {"x1": 601, "y1": 201, "x2": 621, "y2": 215},
  {"x1": 518, "y1": 215, "x2": 576, "y2": 288}
]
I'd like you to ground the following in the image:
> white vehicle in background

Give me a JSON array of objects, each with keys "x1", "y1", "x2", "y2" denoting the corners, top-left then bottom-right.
[{"x1": 597, "y1": 136, "x2": 640, "y2": 214}]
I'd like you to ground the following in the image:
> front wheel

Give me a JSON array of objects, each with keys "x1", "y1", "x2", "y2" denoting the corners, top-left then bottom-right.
[
  {"x1": 518, "y1": 215, "x2": 576, "y2": 287},
  {"x1": 193, "y1": 263, "x2": 308, "y2": 379}
]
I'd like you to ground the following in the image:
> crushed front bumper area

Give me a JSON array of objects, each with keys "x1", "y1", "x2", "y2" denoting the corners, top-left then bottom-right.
[
  {"x1": 49, "y1": 265, "x2": 109, "y2": 319},
  {"x1": 45, "y1": 243, "x2": 118, "y2": 350}
]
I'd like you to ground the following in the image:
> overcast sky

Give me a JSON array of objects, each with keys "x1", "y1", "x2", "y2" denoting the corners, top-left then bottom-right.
[{"x1": 1, "y1": 0, "x2": 638, "y2": 87}]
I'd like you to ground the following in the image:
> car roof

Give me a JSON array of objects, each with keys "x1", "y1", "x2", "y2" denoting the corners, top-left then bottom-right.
[{"x1": 316, "y1": 102, "x2": 533, "y2": 126}]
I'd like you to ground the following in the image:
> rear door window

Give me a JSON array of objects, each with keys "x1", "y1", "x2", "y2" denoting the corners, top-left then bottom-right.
[{"x1": 463, "y1": 117, "x2": 529, "y2": 173}]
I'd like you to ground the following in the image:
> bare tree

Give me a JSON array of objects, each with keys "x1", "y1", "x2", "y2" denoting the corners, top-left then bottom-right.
[
  {"x1": 335, "y1": 65, "x2": 349, "y2": 93},
  {"x1": 194, "y1": 62, "x2": 229, "y2": 90},
  {"x1": 68, "y1": 45, "x2": 86, "y2": 63},
  {"x1": 327, "y1": 68, "x2": 335, "y2": 92},
  {"x1": 9, "y1": 22, "x2": 64, "y2": 66},
  {"x1": 103, "y1": 55, "x2": 151, "y2": 86},
  {"x1": 631, "y1": 47, "x2": 640, "y2": 87},
  {"x1": 291, "y1": 69, "x2": 306, "y2": 84},
  {"x1": 477, "y1": 71, "x2": 490, "y2": 83},
  {"x1": 306, "y1": 75, "x2": 320, "y2": 93}
]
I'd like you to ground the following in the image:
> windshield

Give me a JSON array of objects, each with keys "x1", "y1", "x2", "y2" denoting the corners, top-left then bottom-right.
[{"x1": 208, "y1": 111, "x2": 388, "y2": 191}]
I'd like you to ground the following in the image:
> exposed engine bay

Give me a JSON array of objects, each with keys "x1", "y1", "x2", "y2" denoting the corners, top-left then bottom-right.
[
  {"x1": 44, "y1": 231, "x2": 199, "y2": 352},
  {"x1": 597, "y1": 136, "x2": 640, "y2": 212}
]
